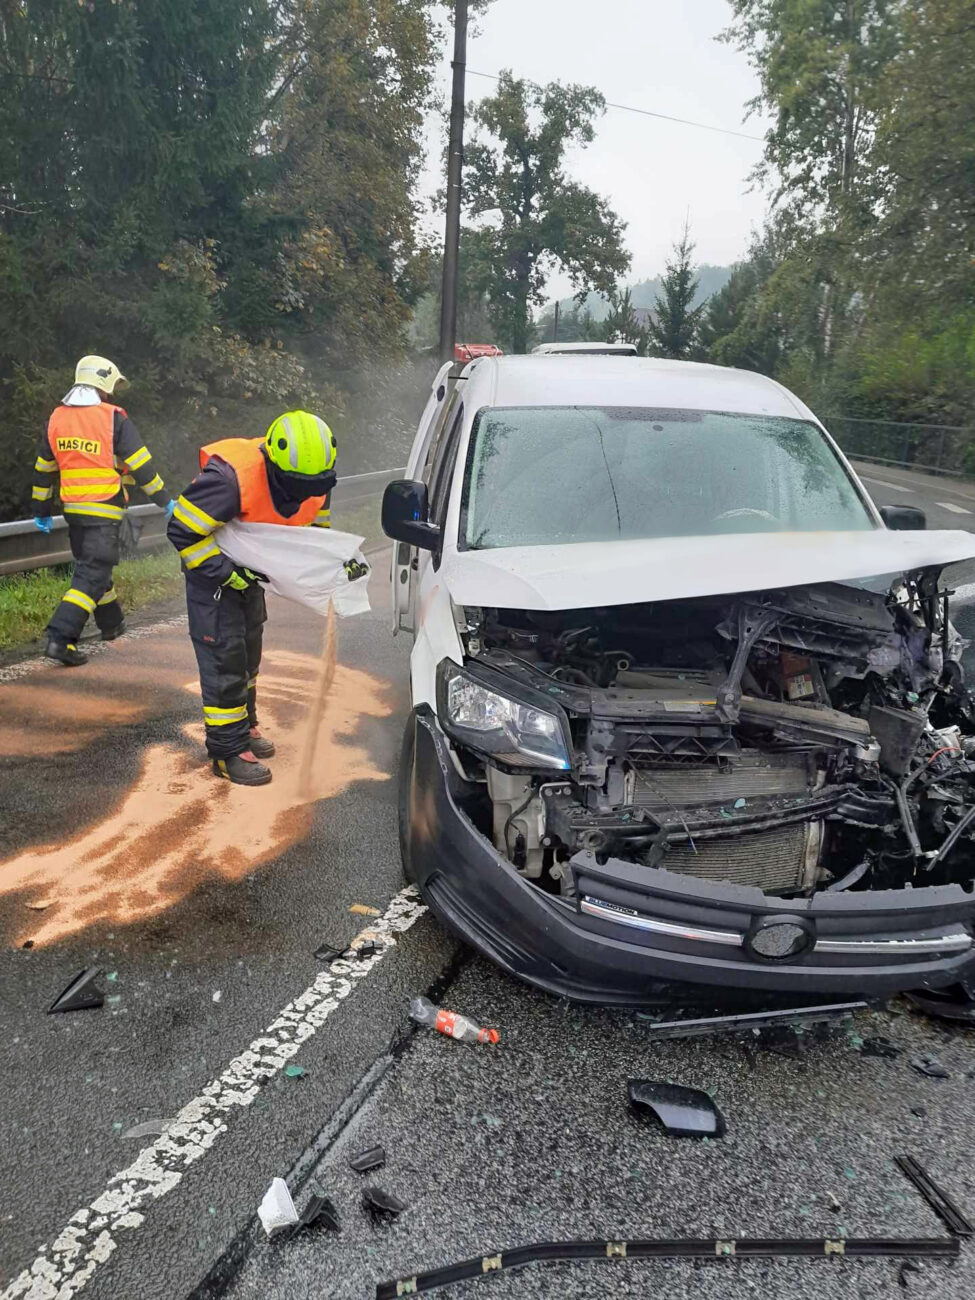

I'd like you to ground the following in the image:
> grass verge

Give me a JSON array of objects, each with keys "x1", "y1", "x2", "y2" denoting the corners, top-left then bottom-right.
[
  {"x1": 0, "y1": 502, "x2": 385, "y2": 654},
  {"x1": 0, "y1": 548, "x2": 182, "y2": 651}
]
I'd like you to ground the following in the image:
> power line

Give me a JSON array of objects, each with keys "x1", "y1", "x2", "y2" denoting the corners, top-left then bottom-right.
[{"x1": 466, "y1": 69, "x2": 765, "y2": 143}]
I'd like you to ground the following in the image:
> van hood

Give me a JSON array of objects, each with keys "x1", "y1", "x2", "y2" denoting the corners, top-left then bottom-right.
[{"x1": 440, "y1": 530, "x2": 975, "y2": 612}]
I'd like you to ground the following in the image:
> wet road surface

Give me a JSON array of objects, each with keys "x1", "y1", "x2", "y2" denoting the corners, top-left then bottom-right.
[{"x1": 2, "y1": 474, "x2": 975, "y2": 1300}]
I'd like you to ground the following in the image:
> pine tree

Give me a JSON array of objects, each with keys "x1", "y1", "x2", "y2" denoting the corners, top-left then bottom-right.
[
  {"x1": 646, "y1": 225, "x2": 707, "y2": 360},
  {"x1": 604, "y1": 288, "x2": 647, "y2": 351}
]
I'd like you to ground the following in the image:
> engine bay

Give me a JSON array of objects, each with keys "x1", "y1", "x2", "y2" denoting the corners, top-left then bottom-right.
[{"x1": 444, "y1": 571, "x2": 975, "y2": 899}]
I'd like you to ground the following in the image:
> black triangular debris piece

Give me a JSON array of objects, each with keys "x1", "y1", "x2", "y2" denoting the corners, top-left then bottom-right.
[
  {"x1": 628, "y1": 1079, "x2": 725, "y2": 1138},
  {"x1": 289, "y1": 1182, "x2": 340, "y2": 1237},
  {"x1": 49, "y1": 968, "x2": 104, "y2": 1013},
  {"x1": 349, "y1": 1144, "x2": 386, "y2": 1173},
  {"x1": 314, "y1": 942, "x2": 346, "y2": 963},
  {"x1": 363, "y1": 1186, "x2": 407, "y2": 1221}
]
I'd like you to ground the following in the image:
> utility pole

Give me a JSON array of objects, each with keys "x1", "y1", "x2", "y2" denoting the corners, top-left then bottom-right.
[
  {"x1": 552, "y1": 301, "x2": 560, "y2": 343},
  {"x1": 439, "y1": 0, "x2": 468, "y2": 364}
]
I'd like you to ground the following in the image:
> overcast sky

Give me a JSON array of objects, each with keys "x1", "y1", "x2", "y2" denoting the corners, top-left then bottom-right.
[{"x1": 418, "y1": 0, "x2": 773, "y2": 302}]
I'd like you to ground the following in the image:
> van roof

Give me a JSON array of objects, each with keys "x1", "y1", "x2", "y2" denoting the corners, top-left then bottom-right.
[
  {"x1": 460, "y1": 355, "x2": 812, "y2": 422},
  {"x1": 532, "y1": 341, "x2": 638, "y2": 356}
]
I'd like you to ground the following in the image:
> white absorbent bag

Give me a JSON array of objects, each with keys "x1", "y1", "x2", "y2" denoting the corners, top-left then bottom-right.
[{"x1": 216, "y1": 521, "x2": 371, "y2": 618}]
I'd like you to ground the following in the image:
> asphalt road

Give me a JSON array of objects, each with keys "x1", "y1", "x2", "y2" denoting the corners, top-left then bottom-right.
[
  {"x1": 2, "y1": 466, "x2": 975, "y2": 1300},
  {"x1": 852, "y1": 458, "x2": 975, "y2": 534}
]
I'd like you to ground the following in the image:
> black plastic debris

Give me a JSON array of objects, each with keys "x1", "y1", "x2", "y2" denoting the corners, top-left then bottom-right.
[
  {"x1": 314, "y1": 942, "x2": 346, "y2": 963},
  {"x1": 376, "y1": 1235, "x2": 958, "y2": 1299},
  {"x1": 22, "y1": 940, "x2": 34, "y2": 950},
  {"x1": 638, "y1": 1001, "x2": 866, "y2": 1042},
  {"x1": 860, "y1": 1036, "x2": 900, "y2": 1060},
  {"x1": 364, "y1": 1186, "x2": 407, "y2": 1222},
  {"x1": 910, "y1": 1055, "x2": 950, "y2": 1079},
  {"x1": 628, "y1": 1080, "x2": 726, "y2": 1139},
  {"x1": 289, "y1": 1182, "x2": 340, "y2": 1238},
  {"x1": 899, "y1": 1259, "x2": 923, "y2": 1288},
  {"x1": 905, "y1": 986, "x2": 975, "y2": 1024},
  {"x1": 355, "y1": 940, "x2": 382, "y2": 961},
  {"x1": 895, "y1": 1155, "x2": 974, "y2": 1237},
  {"x1": 49, "y1": 968, "x2": 104, "y2": 1013},
  {"x1": 911, "y1": 1106, "x2": 928, "y2": 1118},
  {"x1": 349, "y1": 1144, "x2": 386, "y2": 1173}
]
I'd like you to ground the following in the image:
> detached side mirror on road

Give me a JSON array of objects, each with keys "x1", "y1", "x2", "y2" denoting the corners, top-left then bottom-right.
[
  {"x1": 881, "y1": 505, "x2": 927, "y2": 531},
  {"x1": 382, "y1": 480, "x2": 441, "y2": 551}
]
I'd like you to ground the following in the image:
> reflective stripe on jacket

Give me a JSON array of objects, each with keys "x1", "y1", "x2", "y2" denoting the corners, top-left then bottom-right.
[
  {"x1": 199, "y1": 438, "x2": 326, "y2": 527},
  {"x1": 48, "y1": 404, "x2": 125, "y2": 519}
]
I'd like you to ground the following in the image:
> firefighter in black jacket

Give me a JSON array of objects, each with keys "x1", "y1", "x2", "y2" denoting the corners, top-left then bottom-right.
[
  {"x1": 167, "y1": 411, "x2": 336, "y2": 786},
  {"x1": 33, "y1": 355, "x2": 173, "y2": 665}
]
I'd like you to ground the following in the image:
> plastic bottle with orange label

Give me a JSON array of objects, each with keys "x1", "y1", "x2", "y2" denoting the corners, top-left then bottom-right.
[{"x1": 410, "y1": 996, "x2": 499, "y2": 1045}]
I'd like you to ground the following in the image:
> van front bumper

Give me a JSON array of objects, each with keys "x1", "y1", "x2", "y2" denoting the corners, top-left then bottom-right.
[{"x1": 403, "y1": 708, "x2": 975, "y2": 1007}]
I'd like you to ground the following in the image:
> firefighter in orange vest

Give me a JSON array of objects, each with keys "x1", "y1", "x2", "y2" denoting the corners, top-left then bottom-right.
[
  {"x1": 166, "y1": 411, "x2": 336, "y2": 786},
  {"x1": 32, "y1": 355, "x2": 174, "y2": 666}
]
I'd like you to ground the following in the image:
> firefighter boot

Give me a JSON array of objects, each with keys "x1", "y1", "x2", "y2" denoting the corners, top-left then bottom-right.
[
  {"x1": 212, "y1": 751, "x2": 272, "y2": 786},
  {"x1": 101, "y1": 618, "x2": 127, "y2": 642},
  {"x1": 46, "y1": 638, "x2": 88, "y2": 667},
  {"x1": 248, "y1": 727, "x2": 276, "y2": 759}
]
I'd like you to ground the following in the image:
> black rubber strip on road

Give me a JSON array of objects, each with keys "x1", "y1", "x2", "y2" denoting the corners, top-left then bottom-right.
[
  {"x1": 639, "y1": 1001, "x2": 869, "y2": 1042},
  {"x1": 895, "y1": 1155, "x2": 975, "y2": 1237},
  {"x1": 375, "y1": 1235, "x2": 960, "y2": 1298}
]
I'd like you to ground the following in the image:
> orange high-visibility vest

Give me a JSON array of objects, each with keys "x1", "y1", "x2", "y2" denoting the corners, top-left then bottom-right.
[
  {"x1": 48, "y1": 404, "x2": 124, "y2": 514},
  {"x1": 199, "y1": 437, "x2": 325, "y2": 526}
]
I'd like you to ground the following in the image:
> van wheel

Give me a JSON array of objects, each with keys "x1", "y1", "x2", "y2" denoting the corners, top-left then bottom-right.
[{"x1": 398, "y1": 717, "x2": 416, "y2": 884}]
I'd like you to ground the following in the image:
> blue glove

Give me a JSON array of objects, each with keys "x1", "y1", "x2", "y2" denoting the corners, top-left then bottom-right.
[
  {"x1": 164, "y1": 499, "x2": 176, "y2": 519},
  {"x1": 34, "y1": 516, "x2": 53, "y2": 534}
]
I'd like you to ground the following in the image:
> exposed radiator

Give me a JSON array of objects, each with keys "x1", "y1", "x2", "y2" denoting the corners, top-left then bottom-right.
[
  {"x1": 627, "y1": 752, "x2": 814, "y2": 810},
  {"x1": 662, "y1": 823, "x2": 818, "y2": 892}
]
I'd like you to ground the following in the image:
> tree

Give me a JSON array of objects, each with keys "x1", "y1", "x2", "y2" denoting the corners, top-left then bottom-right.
[
  {"x1": 263, "y1": 0, "x2": 439, "y2": 367},
  {"x1": 408, "y1": 228, "x2": 498, "y2": 352},
  {"x1": 724, "y1": 0, "x2": 900, "y2": 218},
  {"x1": 646, "y1": 225, "x2": 707, "y2": 360},
  {"x1": 463, "y1": 72, "x2": 629, "y2": 353},
  {"x1": 603, "y1": 288, "x2": 648, "y2": 351},
  {"x1": 699, "y1": 232, "x2": 794, "y2": 375},
  {"x1": 694, "y1": 0, "x2": 974, "y2": 461},
  {"x1": 865, "y1": 0, "x2": 975, "y2": 316},
  {"x1": 0, "y1": 1, "x2": 453, "y2": 519},
  {"x1": 724, "y1": 1, "x2": 903, "y2": 365}
]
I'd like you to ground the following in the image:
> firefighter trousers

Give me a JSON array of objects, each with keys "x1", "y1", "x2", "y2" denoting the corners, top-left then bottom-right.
[
  {"x1": 47, "y1": 522, "x2": 125, "y2": 642},
  {"x1": 185, "y1": 576, "x2": 266, "y2": 758}
]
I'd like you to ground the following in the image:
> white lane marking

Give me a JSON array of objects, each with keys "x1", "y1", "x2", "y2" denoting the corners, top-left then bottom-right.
[
  {"x1": 1, "y1": 886, "x2": 427, "y2": 1300},
  {"x1": 860, "y1": 476, "x2": 914, "y2": 494},
  {"x1": 936, "y1": 501, "x2": 973, "y2": 515},
  {"x1": 0, "y1": 616, "x2": 189, "y2": 685}
]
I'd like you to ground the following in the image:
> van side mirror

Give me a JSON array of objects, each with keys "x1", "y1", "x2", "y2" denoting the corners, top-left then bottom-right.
[
  {"x1": 381, "y1": 480, "x2": 441, "y2": 551},
  {"x1": 880, "y1": 505, "x2": 927, "y2": 531}
]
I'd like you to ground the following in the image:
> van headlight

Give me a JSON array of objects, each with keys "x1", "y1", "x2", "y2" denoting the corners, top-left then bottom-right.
[{"x1": 437, "y1": 661, "x2": 571, "y2": 771}]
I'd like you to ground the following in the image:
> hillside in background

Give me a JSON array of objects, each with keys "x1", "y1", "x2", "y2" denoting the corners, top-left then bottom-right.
[{"x1": 551, "y1": 264, "x2": 731, "y2": 323}]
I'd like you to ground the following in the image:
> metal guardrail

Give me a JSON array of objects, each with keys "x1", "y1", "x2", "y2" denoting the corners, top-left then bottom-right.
[
  {"x1": 829, "y1": 414, "x2": 975, "y2": 478},
  {"x1": 0, "y1": 467, "x2": 404, "y2": 578}
]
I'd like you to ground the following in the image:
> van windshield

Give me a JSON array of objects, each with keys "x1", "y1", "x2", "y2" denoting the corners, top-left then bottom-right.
[{"x1": 459, "y1": 406, "x2": 875, "y2": 550}]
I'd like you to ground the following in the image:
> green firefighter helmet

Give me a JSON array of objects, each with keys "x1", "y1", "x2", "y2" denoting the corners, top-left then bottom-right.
[{"x1": 264, "y1": 410, "x2": 337, "y2": 477}]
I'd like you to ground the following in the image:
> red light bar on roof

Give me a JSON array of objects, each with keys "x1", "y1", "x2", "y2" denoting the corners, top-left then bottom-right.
[{"x1": 454, "y1": 343, "x2": 503, "y2": 362}]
